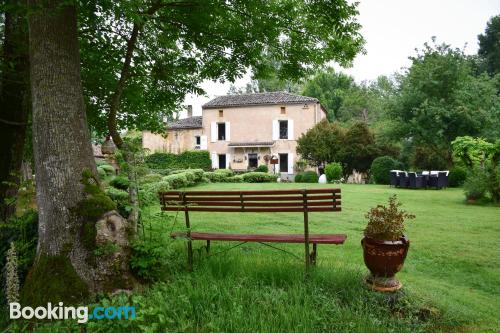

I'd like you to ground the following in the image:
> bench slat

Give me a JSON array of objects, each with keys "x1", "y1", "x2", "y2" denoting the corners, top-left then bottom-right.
[
  {"x1": 162, "y1": 189, "x2": 340, "y2": 196},
  {"x1": 163, "y1": 200, "x2": 340, "y2": 207},
  {"x1": 171, "y1": 232, "x2": 347, "y2": 244},
  {"x1": 161, "y1": 194, "x2": 341, "y2": 202},
  {"x1": 162, "y1": 206, "x2": 341, "y2": 213}
]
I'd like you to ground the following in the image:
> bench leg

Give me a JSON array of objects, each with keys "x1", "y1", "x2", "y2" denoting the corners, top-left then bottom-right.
[
  {"x1": 206, "y1": 240, "x2": 210, "y2": 254},
  {"x1": 309, "y1": 243, "x2": 317, "y2": 266}
]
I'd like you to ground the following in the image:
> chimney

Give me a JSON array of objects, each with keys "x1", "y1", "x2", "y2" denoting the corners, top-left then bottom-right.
[{"x1": 187, "y1": 105, "x2": 193, "y2": 118}]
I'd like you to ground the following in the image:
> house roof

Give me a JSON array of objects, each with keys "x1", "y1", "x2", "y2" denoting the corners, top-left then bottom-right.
[
  {"x1": 202, "y1": 92, "x2": 320, "y2": 109},
  {"x1": 228, "y1": 141, "x2": 274, "y2": 147},
  {"x1": 167, "y1": 116, "x2": 202, "y2": 129}
]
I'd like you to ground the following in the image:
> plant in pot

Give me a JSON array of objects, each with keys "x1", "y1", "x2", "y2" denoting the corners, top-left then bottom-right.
[{"x1": 361, "y1": 195, "x2": 415, "y2": 292}]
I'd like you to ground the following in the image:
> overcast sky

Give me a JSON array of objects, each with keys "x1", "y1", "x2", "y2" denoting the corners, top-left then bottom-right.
[{"x1": 182, "y1": 0, "x2": 500, "y2": 118}]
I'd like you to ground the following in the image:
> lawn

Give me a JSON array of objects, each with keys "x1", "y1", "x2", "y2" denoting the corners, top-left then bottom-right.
[{"x1": 31, "y1": 183, "x2": 500, "y2": 332}]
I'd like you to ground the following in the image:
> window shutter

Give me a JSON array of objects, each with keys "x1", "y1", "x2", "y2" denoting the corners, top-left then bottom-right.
[
  {"x1": 288, "y1": 119, "x2": 294, "y2": 140},
  {"x1": 272, "y1": 120, "x2": 279, "y2": 140},
  {"x1": 211, "y1": 152, "x2": 218, "y2": 169},
  {"x1": 226, "y1": 153, "x2": 231, "y2": 169},
  {"x1": 200, "y1": 135, "x2": 207, "y2": 149},
  {"x1": 210, "y1": 122, "x2": 216, "y2": 142},
  {"x1": 225, "y1": 122, "x2": 230, "y2": 141},
  {"x1": 288, "y1": 153, "x2": 294, "y2": 174}
]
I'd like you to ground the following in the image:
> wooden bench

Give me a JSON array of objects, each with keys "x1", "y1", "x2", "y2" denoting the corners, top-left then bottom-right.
[{"x1": 159, "y1": 188, "x2": 345, "y2": 270}]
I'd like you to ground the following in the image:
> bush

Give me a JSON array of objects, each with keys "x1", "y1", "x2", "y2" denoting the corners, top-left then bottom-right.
[
  {"x1": 138, "y1": 173, "x2": 163, "y2": 185},
  {"x1": 325, "y1": 162, "x2": 343, "y2": 182},
  {"x1": 226, "y1": 175, "x2": 244, "y2": 183},
  {"x1": 109, "y1": 175, "x2": 130, "y2": 190},
  {"x1": 204, "y1": 171, "x2": 230, "y2": 183},
  {"x1": 295, "y1": 171, "x2": 318, "y2": 183},
  {"x1": 448, "y1": 166, "x2": 467, "y2": 187},
  {"x1": 241, "y1": 172, "x2": 278, "y2": 183},
  {"x1": 106, "y1": 187, "x2": 130, "y2": 218},
  {"x1": 162, "y1": 173, "x2": 189, "y2": 189},
  {"x1": 97, "y1": 167, "x2": 107, "y2": 179},
  {"x1": 99, "y1": 164, "x2": 115, "y2": 176},
  {"x1": 215, "y1": 169, "x2": 234, "y2": 177},
  {"x1": 370, "y1": 156, "x2": 399, "y2": 185},
  {"x1": 145, "y1": 151, "x2": 212, "y2": 170},
  {"x1": 130, "y1": 239, "x2": 171, "y2": 282},
  {"x1": 255, "y1": 165, "x2": 269, "y2": 173},
  {"x1": 140, "y1": 181, "x2": 171, "y2": 205},
  {"x1": 463, "y1": 168, "x2": 489, "y2": 200}
]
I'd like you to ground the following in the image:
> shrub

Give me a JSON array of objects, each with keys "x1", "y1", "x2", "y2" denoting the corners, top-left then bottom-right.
[
  {"x1": 295, "y1": 160, "x2": 308, "y2": 173},
  {"x1": 325, "y1": 162, "x2": 343, "y2": 182},
  {"x1": 370, "y1": 156, "x2": 399, "y2": 185},
  {"x1": 255, "y1": 165, "x2": 269, "y2": 173},
  {"x1": 226, "y1": 175, "x2": 244, "y2": 183},
  {"x1": 162, "y1": 173, "x2": 189, "y2": 189},
  {"x1": 145, "y1": 151, "x2": 212, "y2": 170},
  {"x1": 130, "y1": 239, "x2": 171, "y2": 282},
  {"x1": 295, "y1": 171, "x2": 318, "y2": 183},
  {"x1": 215, "y1": 169, "x2": 234, "y2": 177},
  {"x1": 241, "y1": 172, "x2": 278, "y2": 183},
  {"x1": 106, "y1": 188, "x2": 130, "y2": 218},
  {"x1": 140, "y1": 181, "x2": 171, "y2": 205},
  {"x1": 109, "y1": 175, "x2": 130, "y2": 190},
  {"x1": 99, "y1": 164, "x2": 115, "y2": 176},
  {"x1": 139, "y1": 173, "x2": 163, "y2": 185},
  {"x1": 463, "y1": 167, "x2": 489, "y2": 200},
  {"x1": 448, "y1": 166, "x2": 467, "y2": 187},
  {"x1": 97, "y1": 167, "x2": 107, "y2": 179},
  {"x1": 364, "y1": 195, "x2": 415, "y2": 241},
  {"x1": 204, "y1": 171, "x2": 228, "y2": 182}
]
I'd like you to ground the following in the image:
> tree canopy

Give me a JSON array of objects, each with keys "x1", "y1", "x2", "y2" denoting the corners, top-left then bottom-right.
[{"x1": 478, "y1": 15, "x2": 500, "y2": 76}]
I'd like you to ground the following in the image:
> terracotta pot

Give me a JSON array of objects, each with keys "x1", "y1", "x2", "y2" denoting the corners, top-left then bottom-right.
[{"x1": 361, "y1": 235, "x2": 410, "y2": 292}]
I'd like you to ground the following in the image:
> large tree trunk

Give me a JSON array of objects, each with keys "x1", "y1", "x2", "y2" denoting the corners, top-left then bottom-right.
[
  {"x1": 0, "y1": 0, "x2": 30, "y2": 220},
  {"x1": 22, "y1": 0, "x2": 135, "y2": 305}
]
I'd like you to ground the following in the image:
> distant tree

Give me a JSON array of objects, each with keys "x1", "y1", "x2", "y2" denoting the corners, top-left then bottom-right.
[
  {"x1": 296, "y1": 120, "x2": 345, "y2": 167},
  {"x1": 388, "y1": 39, "x2": 500, "y2": 166},
  {"x1": 340, "y1": 122, "x2": 379, "y2": 176},
  {"x1": 478, "y1": 15, "x2": 500, "y2": 76},
  {"x1": 302, "y1": 68, "x2": 355, "y2": 121}
]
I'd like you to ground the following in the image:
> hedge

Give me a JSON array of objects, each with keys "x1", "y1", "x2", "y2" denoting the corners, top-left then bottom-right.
[
  {"x1": 295, "y1": 171, "x2": 318, "y2": 183},
  {"x1": 325, "y1": 163, "x2": 342, "y2": 182},
  {"x1": 145, "y1": 151, "x2": 212, "y2": 170},
  {"x1": 241, "y1": 172, "x2": 278, "y2": 183}
]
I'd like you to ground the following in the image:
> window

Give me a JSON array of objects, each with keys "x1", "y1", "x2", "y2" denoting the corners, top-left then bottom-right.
[
  {"x1": 219, "y1": 110, "x2": 223, "y2": 117},
  {"x1": 195, "y1": 136, "x2": 201, "y2": 147},
  {"x1": 279, "y1": 153, "x2": 288, "y2": 173},
  {"x1": 217, "y1": 123, "x2": 226, "y2": 140},
  {"x1": 279, "y1": 120, "x2": 288, "y2": 139},
  {"x1": 248, "y1": 153, "x2": 258, "y2": 169},
  {"x1": 280, "y1": 106, "x2": 286, "y2": 114},
  {"x1": 218, "y1": 154, "x2": 226, "y2": 169}
]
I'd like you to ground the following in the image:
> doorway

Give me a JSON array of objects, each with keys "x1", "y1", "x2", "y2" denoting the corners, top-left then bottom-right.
[{"x1": 218, "y1": 154, "x2": 226, "y2": 169}]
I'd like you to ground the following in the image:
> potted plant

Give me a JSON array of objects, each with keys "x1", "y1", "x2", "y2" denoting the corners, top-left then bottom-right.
[{"x1": 361, "y1": 195, "x2": 415, "y2": 292}]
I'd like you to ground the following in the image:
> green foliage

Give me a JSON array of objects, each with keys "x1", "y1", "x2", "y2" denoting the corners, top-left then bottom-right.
[
  {"x1": 145, "y1": 151, "x2": 212, "y2": 171},
  {"x1": 214, "y1": 169, "x2": 234, "y2": 177},
  {"x1": 370, "y1": 156, "x2": 399, "y2": 185},
  {"x1": 295, "y1": 160, "x2": 308, "y2": 173},
  {"x1": 77, "y1": 170, "x2": 116, "y2": 219},
  {"x1": 0, "y1": 210, "x2": 38, "y2": 294},
  {"x1": 463, "y1": 167, "x2": 489, "y2": 200},
  {"x1": 138, "y1": 173, "x2": 163, "y2": 185},
  {"x1": 80, "y1": 0, "x2": 364, "y2": 136},
  {"x1": 130, "y1": 239, "x2": 172, "y2": 282},
  {"x1": 98, "y1": 164, "x2": 115, "y2": 176},
  {"x1": 226, "y1": 175, "x2": 244, "y2": 183},
  {"x1": 241, "y1": 172, "x2": 278, "y2": 183},
  {"x1": 478, "y1": 15, "x2": 500, "y2": 76},
  {"x1": 448, "y1": 166, "x2": 467, "y2": 187},
  {"x1": 255, "y1": 165, "x2": 269, "y2": 173},
  {"x1": 295, "y1": 171, "x2": 319, "y2": 183},
  {"x1": 162, "y1": 173, "x2": 189, "y2": 189},
  {"x1": 341, "y1": 122, "x2": 379, "y2": 176},
  {"x1": 109, "y1": 175, "x2": 130, "y2": 190},
  {"x1": 325, "y1": 162, "x2": 343, "y2": 182},
  {"x1": 364, "y1": 195, "x2": 415, "y2": 241},
  {"x1": 106, "y1": 187, "x2": 130, "y2": 218},
  {"x1": 388, "y1": 40, "x2": 500, "y2": 165},
  {"x1": 297, "y1": 120, "x2": 345, "y2": 166},
  {"x1": 96, "y1": 167, "x2": 106, "y2": 179}
]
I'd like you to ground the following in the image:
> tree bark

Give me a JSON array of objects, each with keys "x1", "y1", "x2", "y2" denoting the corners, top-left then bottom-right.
[
  {"x1": 0, "y1": 0, "x2": 30, "y2": 220},
  {"x1": 22, "y1": 0, "x2": 134, "y2": 305}
]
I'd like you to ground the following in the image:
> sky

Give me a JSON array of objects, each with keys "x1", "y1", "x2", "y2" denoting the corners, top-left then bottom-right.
[{"x1": 181, "y1": 0, "x2": 500, "y2": 118}]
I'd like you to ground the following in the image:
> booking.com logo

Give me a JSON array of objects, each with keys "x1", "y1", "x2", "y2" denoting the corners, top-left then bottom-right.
[{"x1": 9, "y1": 302, "x2": 136, "y2": 323}]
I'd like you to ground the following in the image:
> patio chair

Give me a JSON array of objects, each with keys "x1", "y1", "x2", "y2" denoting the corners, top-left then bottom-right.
[
  {"x1": 389, "y1": 171, "x2": 399, "y2": 187},
  {"x1": 408, "y1": 172, "x2": 424, "y2": 189},
  {"x1": 437, "y1": 171, "x2": 448, "y2": 189},
  {"x1": 399, "y1": 172, "x2": 409, "y2": 188}
]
